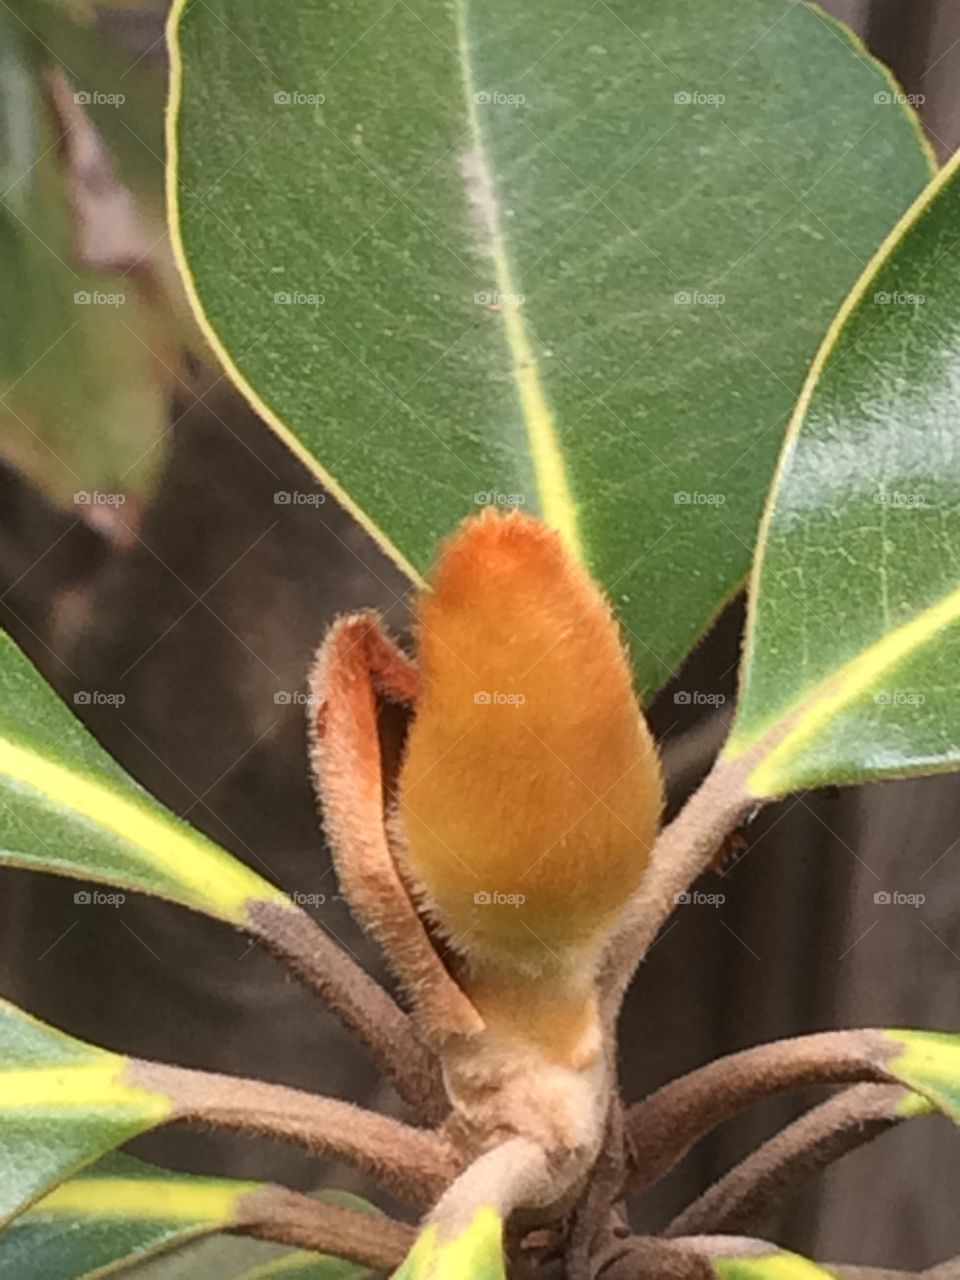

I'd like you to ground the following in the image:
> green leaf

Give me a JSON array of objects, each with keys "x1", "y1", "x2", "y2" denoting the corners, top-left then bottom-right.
[
  {"x1": 712, "y1": 1253, "x2": 837, "y2": 1280},
  {"x1": 0, "y1": 1000, "x2": 173, "y2": 1226},
  {"x1": 0, "y1": 1153, "x2": 381, "y2": 1280},
  {"x1": 885, "y1": 1030, "x2": 960, "y2": 1123},
  {"x1": 726, "y1": 149, "x2": 960, "y2": 796},
  {"x1": 233, "y1": 1254, "x2": 371, "y2": 1280},
  {"x1": 129, "y1": 1237, "x2": 369, "y2": 1280},
  {"x1": 167, "y1": 0, "x2": 932, "y2": 692},
  {"x1": 0, "y1": 629, "x2": 288, "y2": 925},
  {"x1": 124, "y1": 1192, "x2": 378, "y2": 1280},
  {"x1": 391, "y1": 1205, "x2": 504, "y2": 1280},
  {"x1": 797, "y1": 1028, "x2": 960, "y2": 1129},
  {"x1": 0, "y1": 1153, "x2": 259, "y2": 1279}
]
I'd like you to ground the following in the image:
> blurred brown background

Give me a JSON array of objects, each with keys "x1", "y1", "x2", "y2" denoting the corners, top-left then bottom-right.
[{"x1": 1, "y1": 2, "x2": 959, "y2": 1272}]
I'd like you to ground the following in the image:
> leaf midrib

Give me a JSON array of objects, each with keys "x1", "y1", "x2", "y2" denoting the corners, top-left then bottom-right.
[
  {"x1": 726, "y1": 577, "x2": 960, "y2": 793},
  {"x1": 0, "y1": 736, "x2": 266, "y2": 920},
  {"x1": 455, "y1": 0, "x2": 584, "y2": 560}
]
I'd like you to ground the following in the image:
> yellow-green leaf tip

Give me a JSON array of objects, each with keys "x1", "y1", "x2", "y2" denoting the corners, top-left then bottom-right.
[
  {"x1": 392, "y1": 1205, "x2": 504, "y2": 1280},
  {"x1": 713, "y1": 1252, "x2": 837, "y2": 1279},
  {"x1": 886, "y1": 1029, "x2": 960, "y2": 1123}
]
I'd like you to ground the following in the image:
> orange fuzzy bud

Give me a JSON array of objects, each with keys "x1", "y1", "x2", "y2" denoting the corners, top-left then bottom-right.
[{"x1": 397, "y1": 509, "x2": 663, "y2": 975}]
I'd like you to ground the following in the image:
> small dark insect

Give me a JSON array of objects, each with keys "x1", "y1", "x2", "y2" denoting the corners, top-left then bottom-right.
[{"x1": 712, "y1": 806, "x2": 762, "y2": 872}]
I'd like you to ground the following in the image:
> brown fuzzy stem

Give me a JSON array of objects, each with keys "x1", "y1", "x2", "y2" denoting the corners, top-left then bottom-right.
[
  {"x1": 833, "y1": 1272, "x2": 926, "y2": 1279},
  {"x1": 248, "y1": 898, "x2": 447, "y2": 1123},
  {"x1": 130, "y1": 1058, "x2": 459, "y2": 1208},
  {"x1": 681, "y1": 1239, "x2": 925, "y2": 1280},
  {"x1": 926, "y1": 1259, "x2": 960, "y2": 1278},
  {"x1": 601, "y1": 755, "x2": 760, "y2": 1018},
  {"x1": 625, "y1": 1029, "x2": 897, "y2": 1195},
  {"x1": 592, "y1": 1235, "x2": 716, "y2": 1279},
  {"x1": 234, "y1": 1185, "x2": 415, "y2": 1271},
  {"x1": 566, "y1": 1101, "x2": 628, "y2": 1280},
  {"x1": 664, "y1": 1083, "x2": 912, "y2": 1237},
  {"x1": 595, "y1": 1236, "x2": 926, "y2": 1280},
  {"x1": 430, "y1": 1137, "x2": 552, "y2": 1232}
]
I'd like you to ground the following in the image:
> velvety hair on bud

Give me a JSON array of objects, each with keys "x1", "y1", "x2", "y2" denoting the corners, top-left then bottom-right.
[{"x1": 398, "y1": 509, "x2": 663, "y2": 972}]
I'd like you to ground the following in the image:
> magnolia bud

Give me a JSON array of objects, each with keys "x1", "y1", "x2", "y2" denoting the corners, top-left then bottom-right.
[{"x1": 398, "y1": 510, "x2": 663, "y2": 976}]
